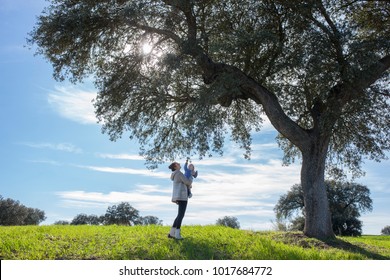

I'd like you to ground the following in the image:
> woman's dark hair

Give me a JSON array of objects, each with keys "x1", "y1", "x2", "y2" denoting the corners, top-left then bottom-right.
[{"x1": 169, "y1": 162, "x2": 177, "y2": 171}]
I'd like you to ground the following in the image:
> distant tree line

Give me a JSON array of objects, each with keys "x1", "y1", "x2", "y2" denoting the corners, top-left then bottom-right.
[
  {"x1": 0, "y1": 195, "x2": 46, "y2": 225},
  {"x1": 54, "y1": 202, "x2": 163, "y2": 226}
]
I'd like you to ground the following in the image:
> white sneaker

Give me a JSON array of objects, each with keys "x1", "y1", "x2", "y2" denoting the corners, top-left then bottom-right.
[
  {"x1": 175, "y1": 228, "x2": 183, "y2": 240},
  {"x1": 168, "y1": 227, "x2": 176, "y2": 238}
]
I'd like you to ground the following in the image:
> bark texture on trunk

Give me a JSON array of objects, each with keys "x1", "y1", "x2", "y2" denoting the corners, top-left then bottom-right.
[{"x1": 301, "y1": 138, "x2": 335, "y2": 239}]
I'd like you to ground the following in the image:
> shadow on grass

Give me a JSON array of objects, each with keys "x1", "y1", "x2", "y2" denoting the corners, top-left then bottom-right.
[
  {"x1": 174, "y1": 237, "x2": 234, "y2": 260},
  {"x1": 324, "y1": 238, "x2": 389, "y2": 260},
  {"x1": 275, "y1": 232, "x2": 389, "y2": 260}
]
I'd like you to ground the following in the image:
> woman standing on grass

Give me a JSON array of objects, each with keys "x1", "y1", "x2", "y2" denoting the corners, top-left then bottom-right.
[{"x1": 168, "y1": 161, "x2": 192, "y2": 240}]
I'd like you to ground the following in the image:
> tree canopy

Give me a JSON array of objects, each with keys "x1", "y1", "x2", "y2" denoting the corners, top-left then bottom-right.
[
  {"x1": 101, "y1": 202, "x2": 141, "y2": 225},
  {"x1": 29, "y1": 0, "x2": 390, "y2": 170},
  {"x1": 216, "y1": 216, "x2": 240, "y2": 229},
  {"x1": 28, "y1": 0, "x2": 390, "y2": 239},
  {"x1": 0, "y1": 195, "x2": 46, "y2": 226},
  {"x1": 382, "y1": 226, "x2": 390, "y2": 236},
  {"x1": 70, "y1": 213, "x2": 101, "y2": 225}
]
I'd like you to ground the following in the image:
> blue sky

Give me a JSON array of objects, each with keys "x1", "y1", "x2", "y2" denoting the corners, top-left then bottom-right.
[{"x1": 1, "y1": 0, "x2": 389, "y2": 234}]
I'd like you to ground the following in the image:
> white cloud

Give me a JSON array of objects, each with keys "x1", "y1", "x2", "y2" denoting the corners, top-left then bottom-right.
[
  {"x1": 75, "y1": 165, "x2": 168, "y2": 179},
  {"x1": 21, "y1": 142, "x2": 82, "y2": 153},
  {"x1": 48, "y1": 86, "x2": 97, "y2": 124},
  {"x1": 57, "y1": 189, "x2": 169, "y2": 204},
  {"x1": 56, "y1": 188, "x2": 172, "y2": 217},
  {"x1": 195, "y1": 158, "x2": 300, "y2": 193},
  {"x1": 26, "y1": 159, "x2": 61, "y2": 166},
  {"x1": 96, "y1": 153, "x2": 144, "y2": 161}
]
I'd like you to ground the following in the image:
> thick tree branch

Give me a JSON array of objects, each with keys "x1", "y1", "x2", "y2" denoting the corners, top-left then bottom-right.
[
  {"x1": 313, "y1": 54, "x2": 390, "y2": 139},
  {"x1": 311, "y1": 4, "x2": 347, "y2": 78},
  {"x1": 164, "y1": 0, "x2": 309, "y2": 148},
  {"x1": 242, "y1": 78, "x2": 310, "y2": 148},
  {"x1": 162, "y1": 0, "x2": 196, "y2": 42},
  {"x1": 353, "y1": 54, "x2": 390, "y2": 90},
  {"x1": 327, "y1": 54, "x2": 390, "y2": 109}
]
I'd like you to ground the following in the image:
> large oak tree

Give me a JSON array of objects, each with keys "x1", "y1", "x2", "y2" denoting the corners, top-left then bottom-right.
[{"x1": 28, "y1": 0, "x2": 390, "y2": 239}]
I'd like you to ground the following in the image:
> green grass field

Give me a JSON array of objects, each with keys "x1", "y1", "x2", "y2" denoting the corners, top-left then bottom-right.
[{"x1": 0, "y1": 225, "x2": 389, "y2": 260}]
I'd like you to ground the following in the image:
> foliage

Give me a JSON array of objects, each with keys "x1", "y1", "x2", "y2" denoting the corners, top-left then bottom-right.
[
  {"x1": 53, "y1": 220, "x2": 70, "y2": 225},
  {"x1": 0, "y1": 225, "x2": 389, "y2": 260},
  {"x1": 27, "y1": 0, "x2": 390, "y2": 171},
  {"x1": 216, "y1": 216, "x2": 240, "y2": 229},
  {"x1": 70, "y1": 214, "x2": 101, "y2": 225},
  {"x1": 139, "y1": 215, "x2": 163, "y2": 226},
  {"x1": 382, "y1": 226, "x2": 390, "y2": 236},
  {"x1": 101, "y1": 202, "x2": 140, "y2": 225},
  {"x1": 290, "y1": 216, "x2": 306, "y2": 232},
  {"x1": 0, "y1": 195, "x2": 46, "y2": 226},
  {"x1": 274, "y1": 181, "x2": 373, "y2": 236},
  {"x1": 64, "y1": 202, "x2": 162, "y2": 225},
  {"x1": 64, "y1": 203, "x2": 162, "y2": 226}
]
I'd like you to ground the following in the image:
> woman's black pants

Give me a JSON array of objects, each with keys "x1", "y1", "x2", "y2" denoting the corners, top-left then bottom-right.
[{"x1": 172, "y1": 200, "x2": 188, "y2": 229}]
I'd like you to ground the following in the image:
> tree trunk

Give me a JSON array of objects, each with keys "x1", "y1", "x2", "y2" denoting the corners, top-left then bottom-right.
[
  {"x1": 232, "y1": 75, "x2": 335, "y2": 239},
  {"x1": 301, "y1": 137, "x2": 335, "y2": 239}
]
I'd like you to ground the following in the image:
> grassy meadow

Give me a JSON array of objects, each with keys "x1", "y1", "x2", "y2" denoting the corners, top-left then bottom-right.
[{"x1": 0, "y1": 225, "x2": 389, "y2": 260}]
